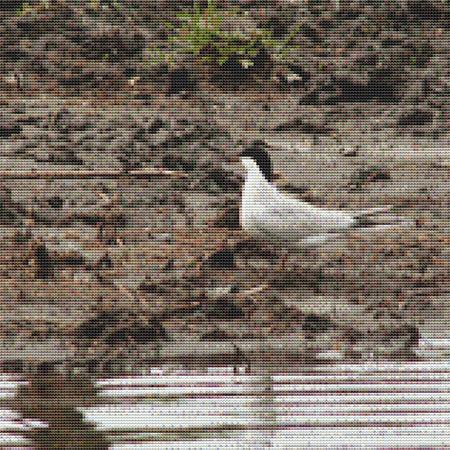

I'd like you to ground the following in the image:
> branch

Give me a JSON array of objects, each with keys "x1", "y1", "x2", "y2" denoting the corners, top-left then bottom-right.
[
  {"x1": 0, "y1": 168, "x2": 188, "y2": 179},
  {"x1": 236, "y1": 283, "x2": 270, "y2": 299}
]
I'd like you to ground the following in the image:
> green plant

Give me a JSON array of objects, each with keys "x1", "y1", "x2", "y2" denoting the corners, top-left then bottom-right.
[
  {"x1": 16, "y1": 0, "x2": 49, "y2": 16},
  {"x1": 88, "y1": 0, "x2": 122, "y2": 11},
  {"x1": 149, "y1": 0, "x2": 288, "y2": 70}
]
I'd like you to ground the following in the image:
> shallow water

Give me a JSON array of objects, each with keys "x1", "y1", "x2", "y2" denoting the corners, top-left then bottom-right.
[{"x1": 1, "y1": 349, "x2": 450, "y2": 449}]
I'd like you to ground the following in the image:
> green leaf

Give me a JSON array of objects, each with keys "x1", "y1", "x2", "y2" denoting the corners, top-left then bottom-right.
[{"x1": 218, "y1": 56, "x2": 229, "y2": 65}]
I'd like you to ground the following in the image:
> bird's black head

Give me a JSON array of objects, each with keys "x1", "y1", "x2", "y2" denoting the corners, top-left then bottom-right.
[{"x1": 240, "y1": 141, "x2": 273, "y2": 181}]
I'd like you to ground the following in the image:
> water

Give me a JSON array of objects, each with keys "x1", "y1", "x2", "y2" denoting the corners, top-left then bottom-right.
[{"x1": 1, "y1": 340, "x2": 450, "y2": 449}]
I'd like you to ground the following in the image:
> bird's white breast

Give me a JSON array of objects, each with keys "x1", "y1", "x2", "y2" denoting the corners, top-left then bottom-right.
[{"x1": 239, "y1": 159, "x2": 275, "y2": 236}]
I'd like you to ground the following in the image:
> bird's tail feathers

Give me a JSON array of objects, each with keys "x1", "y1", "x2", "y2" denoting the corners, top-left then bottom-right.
[
  {"x1": 353, "y1": 219, "x2": 415, "y2": 232},
  {"x1": 353, "y1": 205, "x2": 393, "y2": 219},
  {"x1": 297, "y1": 219, "x2": 414, "y2": 249},
  {"x1": 352, "y1": 205, "x2": 414, "y2": 228}
]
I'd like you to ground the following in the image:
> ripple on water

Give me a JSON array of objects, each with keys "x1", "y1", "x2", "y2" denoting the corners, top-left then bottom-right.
[{"x1": 0, "y1": 358, "x2": 449, "y2": 449}]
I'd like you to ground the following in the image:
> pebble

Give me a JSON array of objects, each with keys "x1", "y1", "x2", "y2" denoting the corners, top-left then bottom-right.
[{"x1": 340, "y1": 146, "x2": 359, "y2": 157}]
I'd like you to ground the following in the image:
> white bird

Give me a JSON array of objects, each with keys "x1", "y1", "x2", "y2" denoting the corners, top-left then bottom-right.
[{"x1": 239, "y1": 142, "x2": 408, "y2": 249}]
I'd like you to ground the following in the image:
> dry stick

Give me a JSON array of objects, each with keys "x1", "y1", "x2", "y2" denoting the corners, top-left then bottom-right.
[
  {"x1": 0, "y1": 168, "x2": 188, "y2": 179},
  {"x1": 236, "y1": 283, "x2": 270, "y2": 299},
  {"x1": 404, "y1": 287, "x2": 450, "y2": 297}
]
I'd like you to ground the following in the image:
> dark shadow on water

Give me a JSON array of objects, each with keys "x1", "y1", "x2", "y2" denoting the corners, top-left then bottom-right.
[{"x1": 12, "y1": 375, "x2": 109, "y2": 450}]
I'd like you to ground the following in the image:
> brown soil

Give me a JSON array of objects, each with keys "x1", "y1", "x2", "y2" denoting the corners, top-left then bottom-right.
[{"x1": 0, "y1": 0, "x2": 448, "y2": 374}]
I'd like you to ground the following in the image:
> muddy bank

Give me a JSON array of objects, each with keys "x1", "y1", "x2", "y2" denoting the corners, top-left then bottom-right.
[
  {"x1": 0, "y1": 0, "x2": 448, "y2": 373},
  {"x1": 0, "y1": 95, "x2": 448, "y2": 373}
]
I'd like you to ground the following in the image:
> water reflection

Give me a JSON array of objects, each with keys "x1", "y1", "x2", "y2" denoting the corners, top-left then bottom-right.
[
  {"x1": 7, "y1": 375, "x2": 109, "y2": 449},
  {"x1": 0, "y1": 361, "x2": 449, "y2": 448},
  {"x1": 84, "y1": 368, "x2": 276, "y2": 448},
  {"x1": 0, "y1": 374, "x2": 40, "y2": 448}
]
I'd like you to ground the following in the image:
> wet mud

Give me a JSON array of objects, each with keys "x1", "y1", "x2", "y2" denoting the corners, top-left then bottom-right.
[{"x1": 0, "y1": 0, "x2": 448, "y2": 373}]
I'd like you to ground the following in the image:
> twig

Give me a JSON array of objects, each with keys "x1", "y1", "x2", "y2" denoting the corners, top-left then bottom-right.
[
  {"x1": 236, "y1": 283, "x2": 270, "y2": 299},
  {"x1": 404, "y1": 287, "x2": 450, "y2": 297},
  {"x1": 0, "y1": 168, "x2": 188, "y2": 179}
]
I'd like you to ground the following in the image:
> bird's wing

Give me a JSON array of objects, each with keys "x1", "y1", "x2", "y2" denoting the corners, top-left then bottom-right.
[{"x1": 251, "y1": 191, "x2": 356, "y2": 241}]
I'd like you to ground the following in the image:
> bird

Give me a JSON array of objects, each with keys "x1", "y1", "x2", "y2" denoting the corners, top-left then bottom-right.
[{"x1": 239, "y1": 141, "x2": 409, "y2": 252}]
